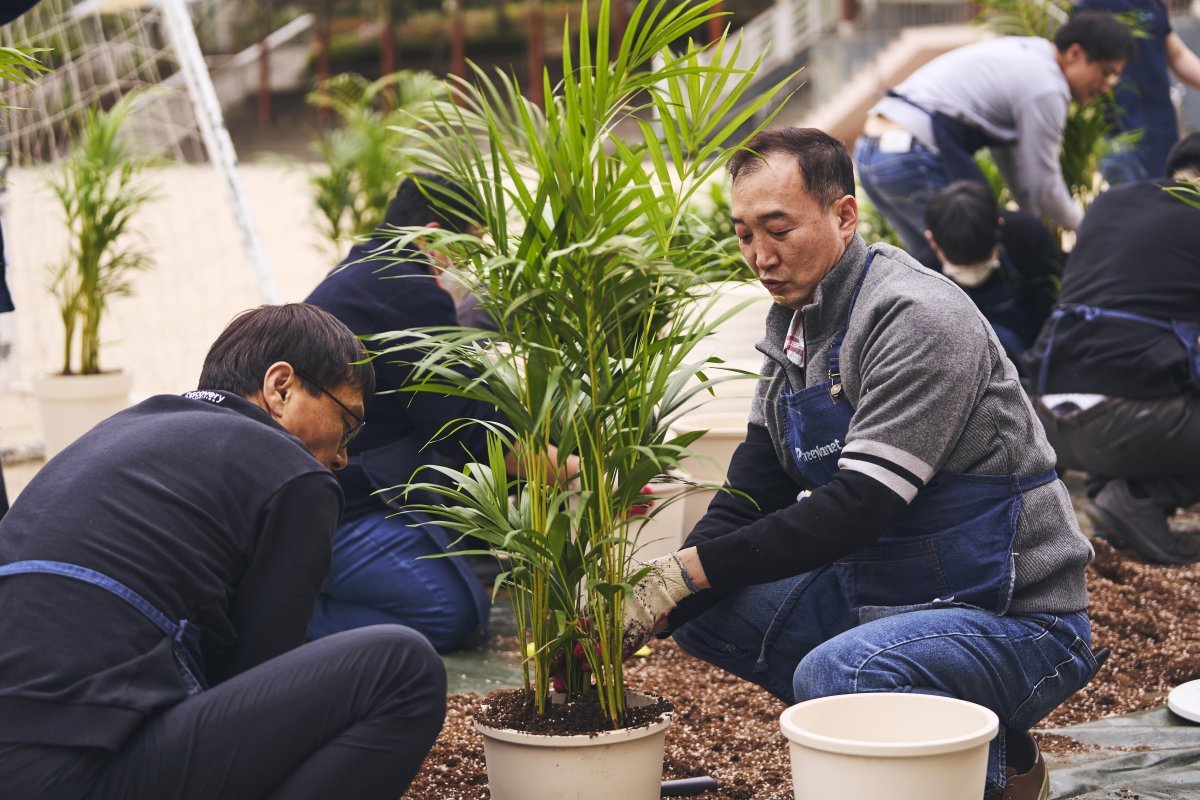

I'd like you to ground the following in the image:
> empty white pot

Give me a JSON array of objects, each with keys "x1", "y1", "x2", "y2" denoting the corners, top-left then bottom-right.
[{"x1": 779, "y1": 693, "x2": 999, "y2": 800}]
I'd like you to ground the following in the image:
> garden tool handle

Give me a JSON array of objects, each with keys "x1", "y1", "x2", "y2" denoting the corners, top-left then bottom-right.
[{"x1": 661, "y1": 775, "x2": 719, "y2": 796}]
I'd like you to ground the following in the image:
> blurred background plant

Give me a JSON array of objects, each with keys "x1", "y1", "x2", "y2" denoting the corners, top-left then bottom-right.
[
  {"x1": 855, "y1": 187, "x2": 904, "y2": 249},
  {"x1": 47, "y1": 90, "x2": 159, "y2": 376},
  {"x1": 307, "y1": 69, "x2": 446, "y2": 256}
]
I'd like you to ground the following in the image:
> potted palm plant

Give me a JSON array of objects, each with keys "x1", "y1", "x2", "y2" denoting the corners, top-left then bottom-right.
[
  {"x1": 34, "y1": 91, "x2": 158, "y2": 459},
  {"x1": 377, "y1": 1, "x2": 792, "y2": 797}
]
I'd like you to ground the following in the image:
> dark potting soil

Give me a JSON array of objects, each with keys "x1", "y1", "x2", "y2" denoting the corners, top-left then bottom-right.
[
  {"x1": 407, "y1": 522, "x2": 1200, "y2": 800},
  {"x1": 475, "y1": 687, "x2": 674, "y2": 736}
]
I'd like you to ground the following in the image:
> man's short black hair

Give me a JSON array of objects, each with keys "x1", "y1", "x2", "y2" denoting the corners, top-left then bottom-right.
[
  {"x1": 1054, "y1": 11, "x2": 1135, "y2": 63},
  {"x1": 1166, "y1": 132, "x2": 1200, "y2": 177},
  {"x1": 728, "y1": 127, "x2": 856, "y2": 209},
  {"x1": 198, "y1": 303, "x2": 375, "y2": 400},
  {"x1": 924, "y1": 181, "x2": 1001, "y2": 265},
  {"x1": 380, "y1": 172, "x2": 479, "y2": 234}
]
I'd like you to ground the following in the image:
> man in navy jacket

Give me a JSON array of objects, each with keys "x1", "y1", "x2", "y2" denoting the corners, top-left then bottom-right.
[{"x1": 0, "y1": 304, "x2": 446, "y2": 799}]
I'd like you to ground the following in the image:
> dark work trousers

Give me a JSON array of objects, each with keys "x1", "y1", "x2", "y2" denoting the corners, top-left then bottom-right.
[
  {"x1": 1034, "y1": 394, "x2": 1200, "y2": 510},
  {"x1": 0, "y1": 625, "x2": 446, "y2": 800}
]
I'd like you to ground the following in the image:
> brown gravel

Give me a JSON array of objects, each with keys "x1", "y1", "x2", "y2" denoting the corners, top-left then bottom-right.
[{"x1": 405, "y1": 514, "x2": 1200, "y2": 799}]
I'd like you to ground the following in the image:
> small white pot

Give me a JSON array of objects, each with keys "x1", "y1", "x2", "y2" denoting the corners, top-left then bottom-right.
[
  {"x1": 668, "y1": 411, "x2": 748, "y2": 535},
  {"x1": 779, "y1": 693, "x2": 999, "y2": 800},
  {"x1": 474, "y1": 691, "x2": 673, "y2": 800},
  {"x1": 33, "y1": 371, "x2": 133, "y2": 461},
  {"x1": 631, "y1": 479, "x2": 689, "y2": 562}
]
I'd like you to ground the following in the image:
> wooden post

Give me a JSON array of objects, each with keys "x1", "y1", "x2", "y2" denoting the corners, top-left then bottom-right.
[
  {"x1": 315, "y1": 0, "x2": 331, "y2": 122},
  {"x1": 612, "y1": 0, "x2": 627, "y2": 52},
  {"x1": 707, "y1": 0, "x2": 725, "y2": 43},
  {"x1": 257, "y1": 0, "x2": 272, "y2": 125},
  {"x1": 449, "y1": 0, "x2": 466, "y2": 79},
  {"x1": 528, "y1": 0, "x2": 543, "y2": 107},
  {"x1": 380, "y1": 0, "x2": 395, "y2": 76}
]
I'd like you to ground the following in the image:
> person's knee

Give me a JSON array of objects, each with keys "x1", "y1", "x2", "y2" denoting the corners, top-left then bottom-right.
[
  {"x1": 792, "y1": 639, "x2": 908, "y2": 702},
  {"x1": 421, "y1": 588, "x2": 480, "y2": 653},
  {"x1": 331, "y1": 625, "x2": 448, "y2": 713}
]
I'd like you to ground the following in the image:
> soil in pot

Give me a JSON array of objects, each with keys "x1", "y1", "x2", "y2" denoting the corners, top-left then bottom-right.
[{"x1": 477, "y1": 687, "x2": 674, "y2": 736}]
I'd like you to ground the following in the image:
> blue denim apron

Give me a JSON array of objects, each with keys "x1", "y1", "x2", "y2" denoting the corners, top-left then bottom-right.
[
  {"x1": 887, "y1": 90, "x2": 1008, "y2": 188},
  {"x1": 0, "y1": 560, "x2": 208, "y2": 694},
  {"x1": 1035, "y1": 303, "x2": 1200, "y2": 394},
  {"x1": 781, "y1": 250, "x2": 1055, "y2": 619}
]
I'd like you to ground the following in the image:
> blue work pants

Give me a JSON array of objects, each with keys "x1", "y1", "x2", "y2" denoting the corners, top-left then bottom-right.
[{"x1": 673, "y1": 567, "x2": 1097, "y2": 797}]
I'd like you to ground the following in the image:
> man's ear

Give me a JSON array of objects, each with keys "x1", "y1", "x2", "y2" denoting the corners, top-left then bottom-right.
[
  {"x1": 261, "y1": 361, "x2": 296, "y2": 419},
  {"x1": 837, "y1": 195, "x2": 858, "y2": 240}
]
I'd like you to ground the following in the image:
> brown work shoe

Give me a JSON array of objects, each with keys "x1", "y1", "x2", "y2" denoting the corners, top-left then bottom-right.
[{"x1": 989, "y1": 730, "x2": 1048, "y2": 800}]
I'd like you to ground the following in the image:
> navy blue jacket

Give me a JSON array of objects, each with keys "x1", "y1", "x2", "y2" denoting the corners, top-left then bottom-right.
[
  {"x1": 0, "y1": 392, "x2": 340, "y2": 749},
  {"x1": 305, "y1": 241, "x2": 503, "y2": 518}
]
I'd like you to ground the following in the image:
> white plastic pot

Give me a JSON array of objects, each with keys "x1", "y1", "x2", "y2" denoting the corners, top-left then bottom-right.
[
  {"x1": 33, "y1": 371, "x2": 133, "y2": 461},
  {"x1": 779, "y1": 693, "x2": 999, "y2": 800},
  {"x1": 694, "y1": 280, "x2": 771, "y2": 365},
  {"x1": 668, "y1": 411, "x2": 747, "y2": 483},
  {"x1": 630, "y1": 479, "x2": 689, "y2": 562},
  {"x1": 668, "y1": 411, "x2": 748, "y2": 535},
  {"x1": 475, "y1": 691, "x2": 673, "y2": 800}
]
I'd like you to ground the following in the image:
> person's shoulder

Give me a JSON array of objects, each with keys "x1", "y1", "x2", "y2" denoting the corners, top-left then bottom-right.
[
  {"x1": 867, "y1": 244, "x2": 969, "y2": 298},
  {"x1": 864, "y1": 245, "x2": 992, "y2": 329},
  {"x1": 306, "y1": 245, "x2": 450, "y2": 320},
  {"x1": 1087, "y1": 178, "x2": 1168, "y2": 211}
]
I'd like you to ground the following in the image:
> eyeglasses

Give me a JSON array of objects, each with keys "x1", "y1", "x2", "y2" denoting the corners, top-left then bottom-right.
[{"x1": 296, "y1": 371, "x2": 366, "y2": 450}]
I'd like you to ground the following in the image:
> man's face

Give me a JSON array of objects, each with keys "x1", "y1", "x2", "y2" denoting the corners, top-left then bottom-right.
[
  {"x1": 277, "y1": 375, "x2": 365, "y2": 471},
  {"x1": 1061, "y1": 43, "x2": 1123, "y2": 104},
  {"x1": 730, "y1": 153, "x2": 857, "y2": 311}
]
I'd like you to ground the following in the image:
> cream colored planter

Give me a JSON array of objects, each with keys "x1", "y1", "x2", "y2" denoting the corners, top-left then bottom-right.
[
  {"x1": 33, "y1": 371, "x2": 134, "y2": 461},
  {"x1": 668, "y1": 411, "x2": 748, "y2": 536},
  {"x1": 630, "y1": 479, "x2": 689, "y2": 562},
  {"x1": 475, "y1": 691, "x2": 673, "y2": 800},
  {"x1": 779, "y1": 693, "x2": 999, "y2": 800},
  {"x1": 695, "y1": 280, "x2": 771, "y2": 365}
]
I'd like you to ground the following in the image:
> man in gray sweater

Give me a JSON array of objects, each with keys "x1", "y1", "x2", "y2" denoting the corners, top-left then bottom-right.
[
  {"x1": 854, "y1": 11, "x2": 1134, "y2": 268},
  {"x1": 620, "y1": 129, "x2": 1099, "y2": 800}
]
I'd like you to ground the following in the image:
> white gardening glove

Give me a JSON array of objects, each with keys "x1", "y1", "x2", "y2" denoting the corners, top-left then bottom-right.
[{"x1": 621, "y1": 553, "x2": 699, "y2": 658}]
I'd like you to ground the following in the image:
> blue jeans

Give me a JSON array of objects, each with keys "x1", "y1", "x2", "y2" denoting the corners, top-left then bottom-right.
[
  {"x1": 854, "y1": 135, "x2": 948, "y2": 270},
  {"x1": 673, "y1": 567, "x2": 1098, "y2": 797},
  {"x1": 1098, "y1": 145, "x2": 1151, "y2": 187},
  {"x1": 307, "y1": 508, "x2": 486, "y2": 652}
]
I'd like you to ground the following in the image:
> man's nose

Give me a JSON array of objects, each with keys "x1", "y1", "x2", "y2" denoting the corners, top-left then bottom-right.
[{"x1": 753, "y1": 242, "x2": 780, "y2": 271}]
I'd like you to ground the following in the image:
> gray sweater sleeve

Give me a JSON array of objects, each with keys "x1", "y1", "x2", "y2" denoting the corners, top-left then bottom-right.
[{"x1": 1004, "y1": 90, "x2": 1082, "y2": 231}]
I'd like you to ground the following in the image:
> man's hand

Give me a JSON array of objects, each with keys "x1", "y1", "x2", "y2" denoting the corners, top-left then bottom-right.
[{"x1": 621, "y1": 553, "x2": 699, "y2": 658}]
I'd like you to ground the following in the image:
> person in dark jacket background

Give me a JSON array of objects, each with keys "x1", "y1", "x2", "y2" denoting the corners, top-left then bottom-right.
[
  {"x1": 1026, "y1": 133, "x2": 1200, "y2": 565},
  {"x1": 923, "y1": 180, "x2": 1063, "y2": 371},
  {"x1": 0, "y1": 303, "x2": 446, "y2": 800},
  {"x1": 304, "y1": 175, "x2": 501, "y2": 652}
]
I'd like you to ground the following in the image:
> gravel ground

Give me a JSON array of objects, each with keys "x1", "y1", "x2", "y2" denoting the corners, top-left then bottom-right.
[{"x1": 405, "y1": 512, "x2": 1200, "y2": 799}]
